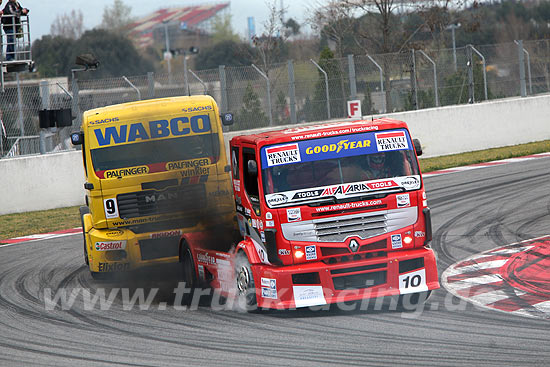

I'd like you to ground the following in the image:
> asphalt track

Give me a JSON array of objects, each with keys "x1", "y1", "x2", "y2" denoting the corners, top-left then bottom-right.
[{"x1": 1, "y1": 157, "x2": 550, "y2": 366}]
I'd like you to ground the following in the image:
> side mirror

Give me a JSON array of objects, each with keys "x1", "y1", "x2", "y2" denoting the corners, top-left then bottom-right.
[
  {"x1": 247, "y1": 160, "x2": 258, "y2": 176},
  {"x1": 221, "y1": 112, "x2": 234, "y2": 126},
  {"x1": 413, "y1": 138, "x2": 422, "y2": 156},
  {"x1": 71, "y1": 131, "x2": 84, "y2": 145}
]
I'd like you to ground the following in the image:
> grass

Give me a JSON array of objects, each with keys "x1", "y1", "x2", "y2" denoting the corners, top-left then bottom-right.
[{"x1": 1, "y1": 139, "x2": 549, "y2": 243}]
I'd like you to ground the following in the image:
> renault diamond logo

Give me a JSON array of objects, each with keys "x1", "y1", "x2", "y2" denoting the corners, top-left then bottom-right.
[{"x1": 349, "y1": 239, "x2": 359, "y2": 252}]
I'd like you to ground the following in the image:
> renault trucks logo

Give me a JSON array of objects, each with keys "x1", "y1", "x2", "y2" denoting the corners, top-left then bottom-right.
[
  {"x1": 375, "y1": 131, "x2": 408, "y2": 151},
  {"x1": 349, "y1": 239, "x2": 359, "y2": 252},
  {"x1": 265, "y1": 143, "x2": 301, "y2": 167}
]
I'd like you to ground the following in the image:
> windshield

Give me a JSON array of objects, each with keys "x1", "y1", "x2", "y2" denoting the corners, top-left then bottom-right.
[
  {"x1": 91, "y1": 134, "x2": 220, "y2": 173},
  {"x1": 261, "y1": 129, "x2": 420, "y2": 207}
]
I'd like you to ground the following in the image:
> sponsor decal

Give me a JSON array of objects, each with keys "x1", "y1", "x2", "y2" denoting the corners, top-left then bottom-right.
[
  {"x1": 293, "y1": 286, "x2": 327, "y2": 308},
  {"x1": 367, "y1": 180, "x2": 398, "y2": 190},
  {"x1": 399, "y1": 269, "x2": 428, "y2": 294},
  {"x1": 95, "y1": 241, "x2": 126, "y2": 251},
  {"x1": 266, "y1": 193, "x2": 288, "y2": 206},
  {"x1": 233, "y1": 179, "x2": 241, "y2": 192},
  {"x1": 197, "y1": 252, "x2": 216, "y2": 265},
  {"x1": 251, "y1": 219, "x2": 258, "y2": 229},
  {"x1": 261, "y1": 231, "x2": 266, "y2": 243},
  {"x1": 179, "y1": 166, "x2": 209, "y2": 178},
  {"x1": 304, "y1": 139, "x2": 371, "y2": 155},
  {"x1": 98, "y1": 262, "x2": 129, "y2": 272},
  {"x1": 89, "y1": 117, "x2": 119, "y2": 125},
  {"x1": 181, "y1": 105, "x2": 213, "y2": 113},
  {"x1": 278, "y1": 249, "x2": 290, "y2": 256},
  {"x1": 245, "y1": 208, "x2": 251, "y2": 216},
  {"x1": 259, "y1": 220, "x2": 264, "y2": 230},
  {"x1": 266, "y1": 212, "x2": 273, "y2": 220},
  {"x1": 349, "y1": 239, "x2": 359, "y2": 252},
  {"x1": 104, "y1": 198, "x2": 119, "y2": 219},
  {"x1": 209, "y1": 189, "x2": 232, "y2": 198},
  {"x1": 261, "y1": 278, "x2": 277, "y2": 299},
  {"x1": 150, "y1": 230, "x2": 182, "y2": 239},
  {"x1": 391, "y1": 234, "x2": 403, "y2": 249},
  {"x1": 197, "y1": 264, "x2": 205, "y2": 280},
  {"x1": 286, "y1": 208, "x2": 302, "y2": 222},
  {"x1": 105, "y1": 230, "x2": 124, "y2": 237},
  {"x1": 265, "y1": 143, "x2": 301, "y2": 167},
  {"x1": 266, "y1": 220, "x2": 275, "y2": 227},
  {"x1": 400, "y1": 176, "x2": 420, "y2": 190},
  {"x1": 284, "y1": 121, "x2": 379, "y2": 135},
  {"x1": 104, "y1": 165, "x2": 149, "y2": 178},
  {"x1": 396, "y1": 193, "x2": 411, "y2": 208},
  {"x1": 93, "y1": 114, "x2": 212, "y2": 147},
  {"x1": 375, "y1": 131, "x2": 409, "y2": 152},
  {"x1": 315, "y1": 199, "x2": 383, "y2": 213},
  {"x1": 166, "y1": 158, "x2": 210, "y2": 171},
  {"x1": 305, "y1": 245, "x2": 317, "y2": 260},
  {"x1": 414, "y1": 231, "x2": 425, "y2": 238}
]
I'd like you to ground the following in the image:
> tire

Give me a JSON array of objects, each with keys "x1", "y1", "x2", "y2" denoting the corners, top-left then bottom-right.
[
  {"x1": 79, "y1": 206, "x2": 90, "y2": 266},
  {"x1": 234, "y1": 251, "x2": 257, "y2": 312},
  {"x1": 180, "y1": 243, "x2": 197, "y2": 306}
]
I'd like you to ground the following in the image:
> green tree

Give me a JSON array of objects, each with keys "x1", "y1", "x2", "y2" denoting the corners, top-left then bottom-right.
[
  {"x1": 211, "y1": 13, "x2": 240, "y2": 44},
  {"x1": 237, "y1": 83, "x2": 268, "y2": 128},
  {"x1": 439, "y1": 64, "x2": 493, "y2": 106},
  {"x1": 194, "y1": 40, "x2": 253, "y2": 70},
  {"x1": 99, "y1": 0, "x2": 134, "y2": 31},
  {"x1": 32, "y1": 30, "x2": 153, "y2": 78}
]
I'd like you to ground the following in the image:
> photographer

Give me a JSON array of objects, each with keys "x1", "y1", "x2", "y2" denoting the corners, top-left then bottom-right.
[{"x1": 2, "y1": 0, "x2": 28, "y2": 61}]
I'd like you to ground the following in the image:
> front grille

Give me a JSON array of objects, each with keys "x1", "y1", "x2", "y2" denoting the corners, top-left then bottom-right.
[
  {"x1": 333, "y1": 270, "x2": 387, "y2": 290},
  {"x1": 315, "y1": 214, "x2": 386, "y2": 242},
  {"x1": 117, "y1": 185, "x2": 206, "y2": 219},
  {"x1": 282, "y1": 207, "x2": 418, "y2": 243},
  {"x1": 139, "y1": 237, "x2": 180, "y2": 260}
]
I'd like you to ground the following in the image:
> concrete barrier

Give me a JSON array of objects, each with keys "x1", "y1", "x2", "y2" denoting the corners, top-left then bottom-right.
[{"x1": 2, "y1": 94, "x2": 549, "y2": 215}]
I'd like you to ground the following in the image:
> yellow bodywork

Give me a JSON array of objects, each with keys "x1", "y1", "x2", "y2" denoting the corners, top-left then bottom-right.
[{"x1": 78, "y1": 96, "x2": 233, "y2": 274}]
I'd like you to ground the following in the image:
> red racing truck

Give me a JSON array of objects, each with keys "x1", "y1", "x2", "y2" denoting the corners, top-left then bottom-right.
[{"x1": 179, "y1": 117, "x2": 439, "y2": 309}]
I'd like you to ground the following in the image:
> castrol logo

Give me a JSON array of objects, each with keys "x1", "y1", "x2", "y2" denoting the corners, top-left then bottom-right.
[{"x1": 95, "y1": 241, "x2": 127, "y2": 251}]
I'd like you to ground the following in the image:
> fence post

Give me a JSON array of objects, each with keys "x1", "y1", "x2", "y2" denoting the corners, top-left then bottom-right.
[
  {"x1": 288, "y1": 60, "x2": 297, "y2": 124},
  {"x1": 348, "y1": 54, "x2": 357, "y2": 100},
  {"x1": 366, "y1": 55, "x2": 385, "y2": 113},
  {"x1": 411, "y1": 49, "x2": 418, "y2": 110},
  {"x1": 417, "y1": 50, "x2": 439, "y2": 107},
  {"x1": 251, "y1": 64, "x2": 273, "y2": 126},
  {"x1": 189, "y1": 69, "x2": 207, "y2": 95},
  {"x1": 515, "y1": 40, "x2": 532, "y2": 95},
  {"x1": 467, "y1": 46, "x2": 474, "y2": 103},
  {"x1": 517, "y1": 40, "x2": 527, "y2": 97},
  {"x1": 310, "y1": 59, "x2": 331, "y2": 120},
  {"x1": 39, "y1": 81, "x2": 49, "y2": 154},
  {"x1": 470, "y1": 45, "x2": 488, "y2": 101},
  {"x1": 184, "y1": 54, "x2": 189, "y2": 96},
  {"x1": 122, "y1": 76, "x2": 141, "y2": 100},
  {"x1": 16, "y1": 73, "x2": 25, "y2": 137},
  {"x1": 219, "y1": 65, "x2": 228, "y2": 113},
  {"x1": 71, "y1": 76, "x2": 80, "y2": 129},
  {"x1": 147, "y1": 72, "x2": 155, "y2": 99}
]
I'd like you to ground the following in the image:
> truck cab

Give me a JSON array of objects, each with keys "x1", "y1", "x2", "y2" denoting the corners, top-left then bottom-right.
[{"x1": 224, "y1": 118, "x2": 439, "y2": 309}]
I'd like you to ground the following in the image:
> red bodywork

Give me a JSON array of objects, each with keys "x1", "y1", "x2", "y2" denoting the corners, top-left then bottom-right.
[{"x1": 182, "y1": 118, "x2": 440, "y2": 309}]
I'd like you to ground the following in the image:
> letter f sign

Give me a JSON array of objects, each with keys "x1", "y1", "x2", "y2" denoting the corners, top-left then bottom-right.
[{"x1": 347, "y1": 100, "x2": 362, "y2": 119}]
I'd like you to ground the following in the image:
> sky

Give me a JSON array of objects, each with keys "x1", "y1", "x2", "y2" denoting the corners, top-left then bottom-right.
[{"x1": 25, "y1": 0, "x2": 315, "y2": 42}]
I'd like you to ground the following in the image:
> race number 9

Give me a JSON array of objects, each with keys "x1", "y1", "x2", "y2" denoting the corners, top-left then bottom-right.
[
  {"x1": 104, "y1": 198, "x2": 119, "y2": 219},
  {"x1": 398, "y1": 268, "x2": 428, "y2": 295}
]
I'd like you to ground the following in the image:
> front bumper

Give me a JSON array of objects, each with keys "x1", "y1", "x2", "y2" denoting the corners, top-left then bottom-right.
[{"x1": 251, "y1": 247, "x2": 439, "y2": 309}]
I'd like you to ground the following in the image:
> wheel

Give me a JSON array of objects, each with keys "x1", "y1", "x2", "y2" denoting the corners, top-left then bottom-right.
[
  {"x1": 180, "y1": 243, "x2": 197, "y2": 306},
  {"x1": 234, "y1": 251, "x2": 257, "y2": 312},
  {"x1": 398, "y1": 290, "x2": 432, "y2": 311},
  {"x1": 79, "y1": 206, "x2": 90, "y2": 266}
]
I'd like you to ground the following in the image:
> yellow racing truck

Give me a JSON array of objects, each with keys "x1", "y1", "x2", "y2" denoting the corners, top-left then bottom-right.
[{"x1": 71, "y1": 95, "x2": 234, "y2": 278}]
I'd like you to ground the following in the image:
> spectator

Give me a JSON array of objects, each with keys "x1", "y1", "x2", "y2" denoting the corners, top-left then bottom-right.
[{"x1": 2, "y1": 0, "x2": 28, "y2": 61}]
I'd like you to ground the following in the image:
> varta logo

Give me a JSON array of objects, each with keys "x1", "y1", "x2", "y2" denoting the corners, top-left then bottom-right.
[
  {"x1": 145, "y1": 192, "x2": 178, "y2": 203},
  {"x1": 93, "y1": 114, "x2": 211, "y2": 146}
]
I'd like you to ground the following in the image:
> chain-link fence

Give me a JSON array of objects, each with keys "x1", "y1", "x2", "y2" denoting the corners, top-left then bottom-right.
[{"x1": 2, "y1": 38, "x2": 549, "y2": 158}]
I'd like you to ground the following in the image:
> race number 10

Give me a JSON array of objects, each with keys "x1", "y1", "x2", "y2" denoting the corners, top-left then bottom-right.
[{"x1": 398, "y1": 268, "x2": 428, "y2": 294}]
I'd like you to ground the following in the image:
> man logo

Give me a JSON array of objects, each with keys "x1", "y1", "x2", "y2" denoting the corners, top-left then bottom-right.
[{"x1": 349, "y1": 239, "x2": 359, "y2": 252}]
